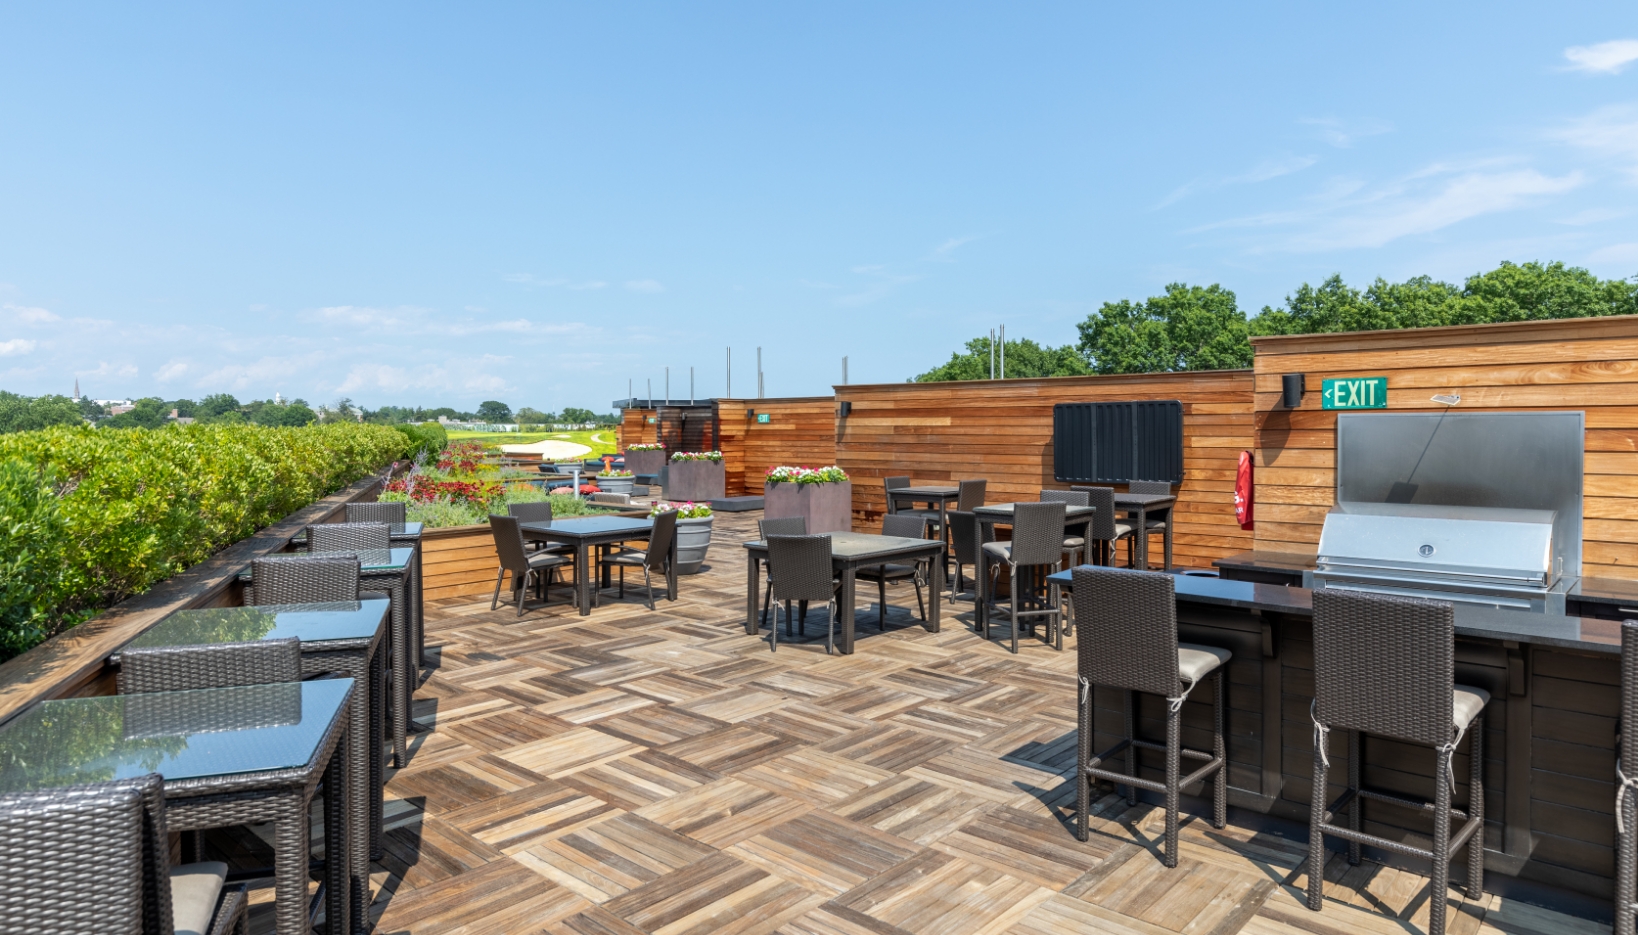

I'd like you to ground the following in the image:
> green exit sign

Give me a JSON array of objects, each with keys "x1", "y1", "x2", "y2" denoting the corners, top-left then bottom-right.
[
  {"x1": 1322, "y1": 376, "x2": 1388, "y2": 410},
  {"x1": 757, "y1": 413, "x2": 771, "y2": 423}
]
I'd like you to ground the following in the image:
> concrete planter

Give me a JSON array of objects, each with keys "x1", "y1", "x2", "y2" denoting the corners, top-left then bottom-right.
[
  {"x1": 623, "y1": 450, "x2": 667, "y2": 476},
  {"x1": 596, "y1": 475, "x2": 635, "y2": 495},
  {"x1": 764, "y1": 480, "x2": 853, "y2": 533},
  {"x1": 664, "y1": 460, "x2": 725, "y2": 501},
  {"x1": 674, "y1": 515, "x2": 714, "y2": 575}
]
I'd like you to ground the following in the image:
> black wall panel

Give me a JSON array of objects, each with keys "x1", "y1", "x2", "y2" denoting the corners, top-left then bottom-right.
[{"x1": 1052, "y1": 399, "x2": 1183, "y2": 484}]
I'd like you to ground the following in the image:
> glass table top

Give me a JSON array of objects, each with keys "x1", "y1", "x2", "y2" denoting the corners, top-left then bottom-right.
[
  {"x1": 745, "y1": 532, "x2": 942, "y2": 560},
  {"x1": 239, "y1": 548, "x2": 413, "y2": 579},
  {"x1": 520, "y1": 516, "x2": 655, "y2": 537},
  {"x1": 974, "y1": 502, "x2": 1097, "y2": 517},
  {"x1": 0, "y1": 679, "x2": 352, "y2": 792},
  {"x1": 126, "y1": 600, "x2": 390, "y2": 651}
]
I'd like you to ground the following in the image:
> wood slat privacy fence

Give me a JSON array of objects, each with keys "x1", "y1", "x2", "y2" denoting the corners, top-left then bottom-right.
[
  {"x1": 1252, "y1": 314, "x2": 1638, "y2": 579},
  {"x1": 834, "y1": 371, "x2": 1256, "y2": 570},
  {"x1": 714, "y1": 397, "x2": 839, "y2": 497}
]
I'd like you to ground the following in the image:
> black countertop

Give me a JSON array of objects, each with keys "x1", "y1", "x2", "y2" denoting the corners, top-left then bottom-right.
[{"x1": 1045, "y1": 568, "x2": 1620, "y2": 654}]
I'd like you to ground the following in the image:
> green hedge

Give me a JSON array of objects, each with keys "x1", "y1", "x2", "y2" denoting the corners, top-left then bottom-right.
[
  {"x1": 0, "y1": 422, "x2": 410, "y2": 661},
  {"x1": 393, "y1": 421, "x2": 447, "y2": 461}
]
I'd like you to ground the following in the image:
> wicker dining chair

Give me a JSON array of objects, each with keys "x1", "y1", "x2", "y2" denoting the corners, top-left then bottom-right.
[
  {"x1": 508, "y1": 501, "x2": 573, "y2": 557},
  {"x1": 1619, "y1": 619, "x2": 1638, "y2": 935},
  {"x1": 1073, "y1": 486, "x2": 1136, "y2": 567},
  {"x1": 598, "y1": 510, "x2": 678, "y2": 611},
  {"x1": 1307, "y1": 589, "x2": 1488, "y2": 935},
  {"x1": 0, "y1": 773, "x2": 248, "y2": 935},
  {"x1": 765, "y1": 534, "x2": 843, "y2": 653},
  {"x1": 757, "y1": 517, "x2": 809, "y2": 629},
  {"x1": 1128, "y1": 480, "x2": 1173, "y2": 570},
  {"x1": 982, "y1": 501, "x2": 1066, "y2": 653},
  {"x1": 488, "y1": 515, "x2": 570, "y2": 615},
  {"x1": 1072, "y1": 565, "x2": 1230, "y2": 868},
  {"x1": 344, "y1": 501, "x2": 408, "y2": 525},
  {"x1": 1040, "y1": 489, "x2": 1090, "y2": 567},
  {"x1": 308, "y1": 521, "x2": 390, "y2": 554},
  {"x1": 884, "y1": 476, "x2": 911, "y2": 515},
  {"x1": 857, "y1": 514, "x2": 929, "y2": 628}
]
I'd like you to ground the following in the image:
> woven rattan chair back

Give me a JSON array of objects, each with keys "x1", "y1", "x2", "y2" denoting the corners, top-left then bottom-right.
[
  {"x1": 345, "y1": 501, "x2": 407, "y2": 524},
  {"x1": 309, "y1": 521, "x2": 390, "y2": 553},
  {"x1": 488, "y1": 515, "x2": 534, "y2": 577},
  {"x1": 1074, "y1": 486, "x2": 1119, "y2": 540},
  {"x1": 646, "y1": 510, "x2": 679, "y2": 571},
  {"x1": 758, "y1": 517, "x2": 807, "y2": 538},
  {"x1": 248, "y1": 554, "x2": 362, "y2": 605},
  {"x1": 1312, "y1": 588, "x2": 1455, "y2": 747},
  {"x1": 767, "y1": 535, "x2": 836, "y2": 603},
  {"x1": 0, "y1": 773, "x2": 171, "y2": 935},
  {"x1": 1129, "y1": 480, "x2": 1172, "y2": 495},
  {"x1": 118, "y1": 637, "x2": 301, "y2": 694},
  {"x1": 1040, "y1": 489, "x2": 1090, "y2": 507},
  {"x1": 880, "y1": 514, "x2": 927, "y2": 540},
  {"x1": 1008, "y1": 501, "x2": 1066, "y2": 567},
  {"x1": 508, "y1": 501, "x2": 554, "y2": 524},
  {"x1": 1071, "y1": 566, "x2": 1181, "y2": 698},
  {"x1": 884, "y1": 476, "x2": 910, "y2": 514},
  {"x1": 947, "y1": 510, "x2": 985, "y2": 567},
  {"x1": 955, "y1": 479, "x2": 987, "y2": 513}
]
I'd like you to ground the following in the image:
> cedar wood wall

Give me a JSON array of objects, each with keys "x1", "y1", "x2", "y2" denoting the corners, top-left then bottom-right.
[
  {"x1": 834, "y1": 370, "x2": 1256, "y2": 569},
  {"x1": 1252, "y1": 314, "x2": 1638, "y2": 580}
]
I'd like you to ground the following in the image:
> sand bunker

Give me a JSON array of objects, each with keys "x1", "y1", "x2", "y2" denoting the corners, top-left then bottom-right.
[{"x1": 499, "y1": 440, "x2": 593, "y2": 459}]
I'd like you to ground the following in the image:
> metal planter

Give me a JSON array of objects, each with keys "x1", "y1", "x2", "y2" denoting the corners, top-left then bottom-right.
[{"x1": 764, "y1": 480, "x2": 853, "y2": 534}]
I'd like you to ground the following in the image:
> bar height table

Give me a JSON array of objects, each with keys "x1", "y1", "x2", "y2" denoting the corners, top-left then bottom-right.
[
  {"x1": 116, "y1": 599, "x2": 390, "y2": 929},
  {"x1": 743, "y1": 532, "x2": 945, "y2": 654},
  {"x1": 0, "y1": 679, "x2": 355, "y2": 935},
  {"x1": 972, "y1": 502, "x2": 1097, "y2": 632},
  {"x1": 888, "y1": 486, "x2": 960, "y2": 592},
  {"x1": 520, "y1": 515, "x2": 675, "y2": 615},
  {"x1": 1112, "y1": 492, "x2": 1176, "y2": 570},
  {"x1": 292, "y1": 521, "x2": 424, "y2": 668}
]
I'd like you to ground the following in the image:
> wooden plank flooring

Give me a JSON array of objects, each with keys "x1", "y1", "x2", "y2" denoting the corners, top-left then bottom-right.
[{"x1": 247, "y1": 508, "x2": 1610, "y2": 934}]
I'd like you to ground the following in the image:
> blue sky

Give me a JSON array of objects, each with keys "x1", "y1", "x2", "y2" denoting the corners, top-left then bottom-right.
[{"x1": 2, "y1": 3, "x2": 1637, "y2": 411}]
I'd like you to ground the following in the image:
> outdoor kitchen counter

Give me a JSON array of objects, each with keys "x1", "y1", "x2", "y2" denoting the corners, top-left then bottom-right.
[{"x1": 1051, "y1": 566, "x2": 1622, "y2": 906}]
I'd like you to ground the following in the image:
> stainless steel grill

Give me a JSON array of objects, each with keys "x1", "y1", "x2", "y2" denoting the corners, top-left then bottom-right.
[{"x1": 1304, "y1": 501, "x2": 1567, "y2": 613}]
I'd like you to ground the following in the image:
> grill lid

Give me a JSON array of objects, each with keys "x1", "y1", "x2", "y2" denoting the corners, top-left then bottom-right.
[{"x1": 1315, "y1": 501, "x2": 1555, "y2": 586}]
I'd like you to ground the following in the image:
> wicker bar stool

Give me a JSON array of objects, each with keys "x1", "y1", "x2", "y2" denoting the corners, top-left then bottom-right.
[
  {"x1": 308, "y1": 520, "x2": 390, "y2": 553},
  {"x1": 946, "y1": 510, "x2": 989, "y2": 601},
  {"x1": 0, "y1": 773, "x2": 248, "y2": 935},
  {"x1": 1306, "y1": 589, "x2": 1488, "y2": 935},
  {"x1": 489, "y1": 515, "x2": 570, "y2": 615},
  {"x1": 1128, "y1": 480, "x2": 1173, "y2": 571},
  {"x1": 1073, "y1": 486, "x2": 1136, "y2": 566},
  {"x1": 344, "y1": 501, "x2": 407, "y2": 524},
  {"x1": 884, "y1": 476, "x2": 911, "y2": 515},
  {"x1": 1620, "y1": 619, "x2": 1638, "y2": 935},
  {"x1": 1040, "y1": 488, "x2": 1090, "y2": 567},
  {"x1": 599, "y1": 509, "x2": 677, "y2": 610},
  {"x1": 757, "y1": 517, "x2": 808, "y2": 629},
  {"x1": 983, "y1": 501, "x2": 1066, "y2": 654},
  {"x1": 765, "y1": 534, "x2": 843, "y2": 653},
  {"x1": 1072, "y1": 565, "x2": 1229, "y2": 867},
  {"x1": 857, "y1": 514, "x2": 929, "y2": 628}
]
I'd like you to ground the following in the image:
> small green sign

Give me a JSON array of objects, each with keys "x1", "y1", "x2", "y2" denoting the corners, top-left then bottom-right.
[
  {"x1": 757, "y1": 413, "x2": 771, "y2": 424},
  {"x1": 1322, "y1": 376, "x2": 1388, "y2": 410},
  {"x1": 646, "y1": 416, "x2": 656, "y2": 424}
]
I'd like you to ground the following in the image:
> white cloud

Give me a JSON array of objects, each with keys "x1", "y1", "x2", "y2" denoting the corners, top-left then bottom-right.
[
  {"x1": 2, "y1": 303, "x2": 60, "y2": 323},
  {"x1": 1301, "y1": 116, "x2": 1393, "y2": 149},
  {"x1": 624, "y1": 279, "x2": 665, "y2": 293},
  {"x1": 1589, "y1": 242, "x2": 1638, "y2": 265},
  {"x1": 928, "y1": 235, "x2": 981, "y2": 262},
  {"x1": 0, "y1": 339, "x2": 37, "y2": 356},
  {"x1": 155, "y1": 359, "x2": 190, "y2": 382},
  {"x1": 837, "y1": 265, "x2": 920, "y2": 307},
  {"x1": 76, "y1": 361, "x2": 138, "y2": 378},
  {"x1": 1227, "y1": 155, "x2": 1318, "y2": 184},
  {"x1": 1564, "y1": 39, "x2": 1638, "y2": 75},
  {"x1": 567, "y1": 281, "x2": 606, "y2": 291},
  {"x1": 1548, "y1": 104, "x2": 1638, "y2": 179}
]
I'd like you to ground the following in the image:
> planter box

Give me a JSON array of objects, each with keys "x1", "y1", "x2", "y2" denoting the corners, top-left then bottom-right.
[
  {"x1": 664, "y1": 460, "x2": 725, "y2": 502},
  {"x1": 623, "y1": 450, "x2": 667, "y2": 476},
  {"x1": 764, "y1": 480, "x2": 853, "y2": 534},
  {"x1": 596, "y1": 475, "x2": 636, "y2": 495},
  {"x1": 674, "y1": 515, "x2": 713, "y2": 575}
]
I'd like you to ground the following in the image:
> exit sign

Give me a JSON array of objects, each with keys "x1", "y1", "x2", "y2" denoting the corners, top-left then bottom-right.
[
  {"x1": 1322, "y1": 377, "x2": 1388, "y2": 410},
  {"x1": 757, "y1": 413, "x2": 771, "y2": 423}
]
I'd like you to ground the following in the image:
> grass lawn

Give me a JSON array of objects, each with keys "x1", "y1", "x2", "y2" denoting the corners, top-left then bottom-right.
[{"x1": 446, "y1": 428, "x2": 620, "y2": 457}]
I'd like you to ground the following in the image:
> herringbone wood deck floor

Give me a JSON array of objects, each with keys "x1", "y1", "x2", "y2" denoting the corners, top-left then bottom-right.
[{"x1": 247, "y1": 509, "x2": 1606, "y2": 934}]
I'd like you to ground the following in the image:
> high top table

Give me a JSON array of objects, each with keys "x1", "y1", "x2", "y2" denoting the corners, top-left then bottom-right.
[
  {"x1": 291, "y1": 522, "x2": 424, "y2": 668},
  {"x1": 1110, "y1": 492, "x2": 1177, "y2": 570},
  {"x1": 116, "y1": 599, "x2": 389, "y2": 931},
  {"x1": 889, "y1": 486, "x2": 961, "y2": 594},
  {"x1": 743, "y1": 532, "x2": 945, "y2": 654},
  {"x1": 520, "y1": 515, "x2": 674, "y2": 615},
  {"x1": 972, "y1": 502, "x2": 1097, "y2": 632},
  {"x1": 0, "y1": 679, "x2": 355, "y2": 935}
]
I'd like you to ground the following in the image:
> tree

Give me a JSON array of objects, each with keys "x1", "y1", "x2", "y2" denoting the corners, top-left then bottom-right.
[
  {"x1": 559, "y1": 407, "x2": 596, "y2": 424},
  {"x1": 0, "y1": 392, "x2": 84, "y2": 434},
  {"x1": 167, "y1": 398, "x2": 197, "y2": 418},
  {"x1": 103, "y1": 397, "x2": 170, "y2": 429},
  {"x1": 913, "y1": 336, "x2": 1091, "y2": 382},
  {"x1": 196, "y1": 393, "x2": 241, "y2": 420},
  {"x1": 477, "y1": 400, "x2": 512, "y2": 422},
  {"x1": 76, "y1": 397, "x2": 106, "y2": 419},
  {"x1": 248, "y1": 400, "x2": 316, "y2": 427},
  {"x1": 515, "y1": 407, "x2": 551, "y2": 424},
  {"x1": 1077, "y1": 283, "x2": 1252, "y2": 374}
]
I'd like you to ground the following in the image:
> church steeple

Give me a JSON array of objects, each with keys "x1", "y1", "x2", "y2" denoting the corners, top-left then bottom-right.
[{"x1": 73, "y1": 378, "x2": 80, "y2": 401}]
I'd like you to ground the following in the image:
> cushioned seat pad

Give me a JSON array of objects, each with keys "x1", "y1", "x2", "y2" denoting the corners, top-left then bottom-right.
[
  {"x1": 171, "y1": 861, "x2": 227, "y2": 935},
  {"x1": 1453, "y1": 685, "x2": 1490, "y2": 733},
  {"x1": 1178, "y1": 642, "x2": 1232, "y2": 682}
]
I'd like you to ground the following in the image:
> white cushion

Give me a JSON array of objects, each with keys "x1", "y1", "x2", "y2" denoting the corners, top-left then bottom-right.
[
  {"x1": 1178, "y1": 643, "x2": 1231, "y2": 682},
  {"x1": 1113, "y1": 522, "x2": 1134, "y2": 537},
  {"x1": 982, "y1": 541, "x2": 1012, "y2": 560},
  {"x1": 171, "y1": 861, "x2": 227, "y2": 935},
  {"x1": 1063, "y1": 537, "x2": 1086, "y2": 548},
  {"x1": 1453, "y1": 685, "x2": 1490, "y2": 733}
]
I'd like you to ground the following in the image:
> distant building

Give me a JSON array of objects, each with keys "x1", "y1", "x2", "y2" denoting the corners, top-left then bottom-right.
[
  {"x1": 72, "y1": 379, "x2": 81, "y2": 402},
  {"x1": 168, "y1": 409, "x2": 195, "y2": 425}
]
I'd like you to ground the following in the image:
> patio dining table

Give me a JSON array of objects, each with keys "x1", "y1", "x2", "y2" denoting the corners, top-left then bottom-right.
[
  {"x1": 888, "y1": 486, "x2": 960, "y2": 593},
  {"x1": 1113, "y1": 491, "x2": 1177, "y2": 570},
  {"x1": 520, "y1": 515, "x2": 676, "y2": 615},
  {"x1": 0, "y1": 679, "x2": 355, "y2": 935},
  {"x1": 115, "y1": 599, "x2": 390, "y2": 926},
  {"x1": 743, "y1": 532, "x2": 946, "y2": 654}
]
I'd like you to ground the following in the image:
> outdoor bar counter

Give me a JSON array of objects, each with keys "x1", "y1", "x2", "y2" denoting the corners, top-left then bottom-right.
[{"x1": 1055, "y1": 554, "x2": 1622, "y2": 907}]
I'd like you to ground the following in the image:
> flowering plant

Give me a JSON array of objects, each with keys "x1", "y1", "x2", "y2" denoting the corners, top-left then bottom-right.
[
  {"x1": 435, "y1": 441, "x2": 487, "y2": 474},
  {"x1": 598, "y1": 469, "x2": 634, "y2": 477},
  {"x1": 626, "y1": 443, "x2": 665, "y2": 452},
  {"x1": 382, "y1": 473, "x2": 505, "y2": 506},
  {"x1": 650, "y1": 500, "x2": 713, "y2": 519},
  {"x1": 670, "y1": 451, "x2": 723, "y2": 463},
  {"x1": 764, "y1": 465, "x2": 849, "y2": 485}
]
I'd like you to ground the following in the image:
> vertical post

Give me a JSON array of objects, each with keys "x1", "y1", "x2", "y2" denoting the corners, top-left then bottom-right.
[
  {"x1": 727, "y1": 347, "x2": 732, "y2": 398},
  {"x1": 628, "y1": 378, "x2": 632, "y2": 404},
  {"x1": 990, "y1": 329, "x2": 996, "y2": 379},
  {"x1": 843, "y1": 356, "x2": 848, "y2": 385},
  {"x1": 1000, "y1": 325, "x2": 1006, "y2": 379},
  {"x1": 665, "y1": 367, "x2": 670, "y2": 405},
  {"x1": 690, "y1": 367, "x2": 695, "y2": 405},
  {"x1": 757, "y1": 347, "x2": 764, "y2": 398},
  {"x1": 1620, "y1": 620, "x2": 1638, "y2": 935}
]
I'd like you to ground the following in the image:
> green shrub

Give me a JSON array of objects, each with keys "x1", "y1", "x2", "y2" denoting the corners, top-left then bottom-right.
[
  {"x1": 0, "y1": 422, "x2": 405, "y2": 661},
  {"x1": 392, "y1": 422, "x2": 448, "y2": 461}
]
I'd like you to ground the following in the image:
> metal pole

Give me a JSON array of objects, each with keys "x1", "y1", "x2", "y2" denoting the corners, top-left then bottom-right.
[
  {"x1": 647, "y1": 378, "x2": 651, "y2": 406},
  {"x1": 1000, "y1": 324, "x2": 1006, "y2": 379},
  {"x1": 989, "y1": 329, "x2": 995, "y2": 379},
  {"x1": 665, "y1": 367, "x2": 670, "y2": 405},
  {"x1": 726, "y1": 347, "x2": 732, "y2": 398},
  {"x1": 757, "y1": 347, "x2": 764, "y2": 398},
  {"x1": 628, "y1": 378, "x2": 632, "y2": 404},
  {"x1": 843, "y1": 356, "x2": 848, "y2": 385},
  {"x1": 690, "y1": 367, "x2": 694, "y2": 405}
]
